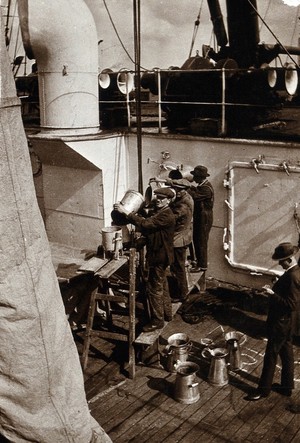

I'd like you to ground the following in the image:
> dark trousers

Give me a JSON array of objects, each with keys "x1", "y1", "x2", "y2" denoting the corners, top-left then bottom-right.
[
  {"x1": 170, "y1": 246, "x2": 188, "y2": 299},
  {"x1": 258, "y1": 333, "x2": 294, "y2": 394},
  {"x1": 147, "y1": 264, "x2": 172, "y2": 322},
  {"x1": 193, "y1": 210, "x2": 213, "y2": 269}
]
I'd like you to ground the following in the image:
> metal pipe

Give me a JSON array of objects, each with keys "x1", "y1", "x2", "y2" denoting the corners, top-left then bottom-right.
[
  {"x1": 18, "y1": 0, "x2": 99, "y2": 136},
  {"x1": 133, "y1": 0, "x2": 143, "y2": 194}
]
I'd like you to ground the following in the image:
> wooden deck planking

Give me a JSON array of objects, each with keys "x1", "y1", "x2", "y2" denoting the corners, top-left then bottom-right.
[
  {"x1": 157, "y1": 386, "x2": 231, "y2": 443},
  {"x1": 124, "y1": 379, "x2": 211, "y2": 443},
  {"x1": 92, "y1": 371, "x2": 151, "y2": 416},
  {"x1": 259, "y1": 412, "x2": 295, "y2": 443},
  {"x1": 277, "y1": 395, "x2": 300, "y2": 443},
  {"x1": 92, "y1": 367, "x2": 163, "y2": 427},
  {"x1": 119, "y1": 392, "x2": 176, "y2": 443},
  {"x1": 79, "y1": 289, "x2": 300, "y2": 442},
  {"x1": 287, "y1": 415, "x2": 300, "y2": 443},
  {"x1": 255, "y1": 397, "x2": 296, "y2": 443},
  {"x1": 110, "y1": 386, "x2": 172, "y2": 442},
  {"x1": 98, "y1": 376, "x2": 178, "y2": 442},
  {"x1": 199, "y1": 338, "x2": 270, "y2": 442},
  {"x1": 103, "y1": 381, "x2": 165, "y2": 437}
]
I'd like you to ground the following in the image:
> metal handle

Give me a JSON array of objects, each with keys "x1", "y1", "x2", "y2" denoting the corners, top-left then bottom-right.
[{"x1": 201, "y1": 347, "x2": 212, "y2": 359}]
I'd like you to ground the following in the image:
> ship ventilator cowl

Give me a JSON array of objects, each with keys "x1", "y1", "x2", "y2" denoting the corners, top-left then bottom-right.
[{"x1": 18, "y1": 0, "x2": 100, "y2": 135}]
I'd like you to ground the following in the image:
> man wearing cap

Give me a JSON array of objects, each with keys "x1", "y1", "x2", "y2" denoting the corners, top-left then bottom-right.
[
  {"x1": 167, "y1": 178, "x2": 194, "y2": 302},
  {"x1": 247, "y1": 242, "x2": 300, "y2": 401},
  {"x1": 188, "y1": 165, "x2": 214, "y2": 273},
  {"x1": 115, "y1": 187, "x2": 175, "y2": 332}
]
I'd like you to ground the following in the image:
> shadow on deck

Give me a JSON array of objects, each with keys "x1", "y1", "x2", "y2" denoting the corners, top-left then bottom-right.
[{"x1": 73, "y1": 283, "x2": 300, "y2": 443}]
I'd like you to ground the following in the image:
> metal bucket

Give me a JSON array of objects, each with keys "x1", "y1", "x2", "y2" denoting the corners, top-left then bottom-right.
[
  {"x1": 101, "y1": 226, "x2": 122, "y2": 252},
  {"x1": 174, "y1": 362, "x2": 200, "y2": 404},
  {"x1": 119, "y1": 190, "x2": 144, "y2": 214},
  {"x1": 145, "y1": 181, "x2": 176, "y2": 206},
  {"x1": 166, "y1": 333, "x2": 192, "y2": 373}
]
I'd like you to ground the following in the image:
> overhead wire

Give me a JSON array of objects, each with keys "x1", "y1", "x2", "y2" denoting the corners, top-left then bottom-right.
[
  {"x1": 102, "y1": 0, "x2": 135, "y2": 66},
  {"x1": 259, "y1": 0, "x2": 271, "y2": 32},
  {"x1": 247, "y1": 0, "x2": 299, "y2": 68}
]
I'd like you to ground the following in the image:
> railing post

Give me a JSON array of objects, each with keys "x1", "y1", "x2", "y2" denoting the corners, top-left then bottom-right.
[
  {"x1": 221, "y1": 67, "x2": 226, "y2": 136},
  {"x1": 157, "y1": 69, "x2": 162, "y2": 133},
  {"x1": 126, "y1": 72, "x2": 131, "y2": 129}
]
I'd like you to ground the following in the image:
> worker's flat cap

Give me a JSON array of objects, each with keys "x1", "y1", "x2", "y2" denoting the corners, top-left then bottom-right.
[{"x1": 154, "y1": 187, "x2": 175, "y2": 198}]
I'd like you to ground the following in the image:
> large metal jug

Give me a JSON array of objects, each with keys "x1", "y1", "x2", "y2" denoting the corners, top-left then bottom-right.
[
  {"x1": 173, "y1": 362, "x2": 200, "y2": 404},
  {"x1": 202, "y1": 347, "x2": 229, "y2": 386},
  {"x1": 224, "y1": 331, "x2": 246, "y2": 372},
  {"x1": 165, "y1": 333, "x2": 192, "y2": 373}
]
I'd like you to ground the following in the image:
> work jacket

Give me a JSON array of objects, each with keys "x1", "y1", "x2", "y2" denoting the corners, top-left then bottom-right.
[
  {"x1": 128, "y1": 206, "x2": 175, "y2": 266},
  {"x1": 188, "y1": 180, "x2": 214, "y2": 218},
  {"x1": 268, "y1": 264, "x2": 300, "y2": 337},
  {"x1": 171, "y1": 191, "x2": 194, "y2": 248}
]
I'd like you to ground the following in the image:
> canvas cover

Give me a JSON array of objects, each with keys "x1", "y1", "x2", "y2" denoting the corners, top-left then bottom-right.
[{"x1": 0, "y1": 14, "x2": 111, "y2": 443}]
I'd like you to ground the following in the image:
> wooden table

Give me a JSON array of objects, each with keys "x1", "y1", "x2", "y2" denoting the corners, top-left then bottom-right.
[{"x1": 81, "y1": 249, "x2": 137, "y2": 379}]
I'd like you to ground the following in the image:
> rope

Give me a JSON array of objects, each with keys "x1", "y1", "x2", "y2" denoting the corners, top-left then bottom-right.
[{"x1": 188, "y1": 0, "x2": 204, "y2": 58}]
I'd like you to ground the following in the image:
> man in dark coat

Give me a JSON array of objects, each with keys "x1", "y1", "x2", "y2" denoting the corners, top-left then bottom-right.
[
  {"x1": 168, "y1": 178, "x2": 194, "y2": 302},
  {"x1": 116, "y1": 187, "x2": 176, "y2": 332},
  {"x1": 188, "y1": 165, "x2": 214, "y2": 272},
  {"x1": 247, "y1": 242, "x2": 300, "y2": 400}
]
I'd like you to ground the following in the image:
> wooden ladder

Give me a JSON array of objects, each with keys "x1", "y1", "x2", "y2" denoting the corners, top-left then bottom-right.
[{"x1": 81, "y1": 248, "x2": 137, "y2": 379}]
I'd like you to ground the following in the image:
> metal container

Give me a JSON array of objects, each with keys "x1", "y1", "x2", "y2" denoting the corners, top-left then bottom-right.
[
  {"x1": 119, "y1": 190, "x2": 144, "y2": 214},
  {"x1": 166, "y1": 333, "x2": 192, "y2": 373},
  {"x1": 167, "y1": 332, "x2": 190, "y2": 347},
  {"x1": 224, "y1": 331, "x2": 246, "y2": 372},
  {"x1": 144, "y1": 181, "x2": 175, "y2": 206},
  {"x1": 202, "y1": 347, "x2": 229, "y2": 386},
  {"x1": 174, "y1": 362, "x2": 200, "y2": 404},
  {"x1": 101, "y1": 226, "x2": 122, "y2": 252}
]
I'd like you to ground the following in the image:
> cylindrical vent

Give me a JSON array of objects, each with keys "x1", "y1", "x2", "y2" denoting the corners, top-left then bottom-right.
[
  {"x1": 285, "y1": 64, "x2": 298, "y2": 96},
  {"x1": 117, "y1": 70, "x2": 135, "y2": 94}
]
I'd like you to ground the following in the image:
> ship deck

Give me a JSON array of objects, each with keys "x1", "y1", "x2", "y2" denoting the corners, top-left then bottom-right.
[{"x1": 74, "y1": 284, "x2": 300, "y2": 443}]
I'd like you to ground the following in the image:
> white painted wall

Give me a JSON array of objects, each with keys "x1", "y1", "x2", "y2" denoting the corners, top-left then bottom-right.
[{"x1": 31, "y1": 130, "x2": 300, "y2": 289}]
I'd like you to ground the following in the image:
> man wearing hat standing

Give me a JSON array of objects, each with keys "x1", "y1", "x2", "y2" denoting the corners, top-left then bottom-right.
[
  {"x1": 115, "y1": 187, "x2": 176, "y2": 332},
  {"x1": 168, "y1": 178, "x2": 194, "y2": 302},
  {"x1": 188, "y1": 165, "x2": 214, "y2": 273},
  {"x1": 247, "y1": 242, "x2": 300, "y2": 400}
]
